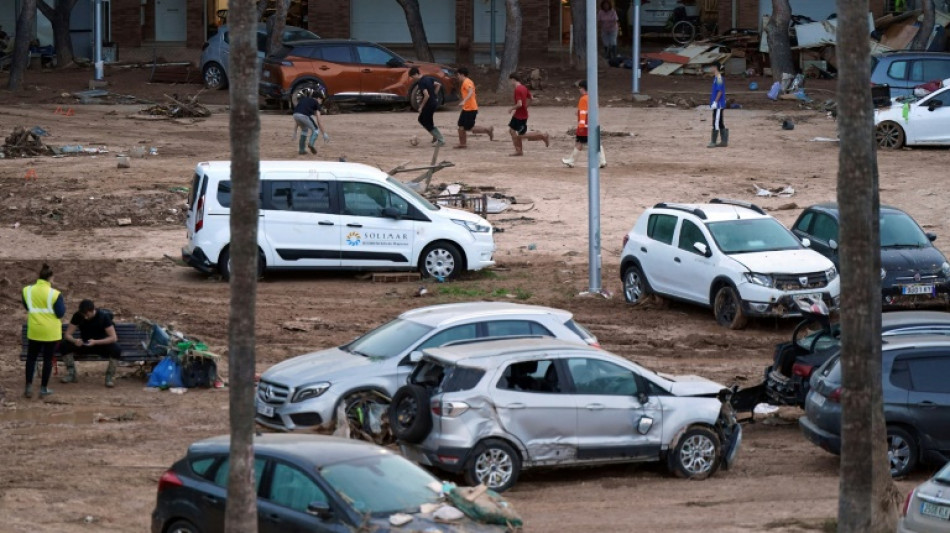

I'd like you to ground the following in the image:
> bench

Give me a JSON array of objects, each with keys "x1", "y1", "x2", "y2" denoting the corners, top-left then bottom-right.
[{"x1": 20, "y1": 322, "x2": 166, "y2": 363}]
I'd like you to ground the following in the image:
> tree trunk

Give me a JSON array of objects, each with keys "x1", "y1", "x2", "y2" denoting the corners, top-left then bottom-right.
[
  {"x1": 8, "y1": 0, "x2": 37, "y2": 91},
  {"x1": 570, "y1": 0, "x2": 586, "y2": 70},
  {"x1": 37, "y1": 0, "x2": 78, "y2": 68},
  {"x1": 224, "y1": 0, "x2": 261, "y2": 532},
  {"x1": 266, "y1": 0, "x2": 291, "y2": 56},
  {"x1": 256, "y1": 0, "x2": 268, "y2": 21},
  {"x1": 836, "y1": 0, "x2": 902, "y2": 531},
  {"x1": 495, "y1": 0, "x2": 522, "y2": 93},
  {"x1": 396, "y1": 0, "x2": 434, "y2": 62},
  {"x1": 911, "y1": 0, "x2": 935, "y2": 50},
  {"x1": 765, "y1": 0, "x2": 794, "y2": 82}
]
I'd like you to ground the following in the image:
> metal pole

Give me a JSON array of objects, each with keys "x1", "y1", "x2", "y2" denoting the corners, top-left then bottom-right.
[
  {"x1": 93, "y1": 0, "x2": 103, "y2": 80},
  {"x1": 632, "y1": 0, "x2": 641, "y2": 93},
  {"x1": 490, "y1": 0, "x2": 497, "y2": 67},
  {"x1": 586, "y1": 0, "x2": 601, "y2": 293}
]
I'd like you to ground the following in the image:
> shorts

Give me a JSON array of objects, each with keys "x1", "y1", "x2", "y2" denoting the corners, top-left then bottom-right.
[
  {"x1": 575, "y1": 135, "x2": 588, "y2": 144},
  {"x1": 508, "y1": 116, "x2": 528, "y2": 136},
  {"x1": 458, "y1": 110, "x2": 478, "y2": 130},
  {"x1": 418, "y1": 106, "x2": 436, "y2": 132}
]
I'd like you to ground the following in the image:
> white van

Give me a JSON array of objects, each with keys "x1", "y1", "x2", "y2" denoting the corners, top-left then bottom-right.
[{"x1": 181, "y1": 161, "x2": 495, "y2": 280}]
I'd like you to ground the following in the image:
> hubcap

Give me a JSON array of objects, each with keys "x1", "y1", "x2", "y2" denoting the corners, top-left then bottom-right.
[
  {"x1": 205, "y1": 67, "x2": 222, "y2": 88},
  {"x1": 474, "y1": 448, "x2": 513, "y2": 488},
  {"x1": 887, "y1": 434, "x2": 910, "y2": 475},
  {"x1": 425, "y1": 248, "x2": 455, "y2": 278},
  {"x1": 679, "y1": 434, "x2": 716, "y2": 475},
  {"x1": 624, "y1": 270, "x2": 643, "y2": 303},
  {"x1": 876, "y1": 124, "x2": 899, "y2": 148}
]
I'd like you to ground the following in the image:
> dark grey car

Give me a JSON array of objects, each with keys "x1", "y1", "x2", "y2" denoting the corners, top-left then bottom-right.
[
  {"x1": 800, "y1": 334, "x2": 950, "y2": 477},
  {"x1": 871, "y1": 52, "x2": 950, "y2": 98},
  {"x1": 151, "y1": 433, "x2": 506, "y2": 533}
]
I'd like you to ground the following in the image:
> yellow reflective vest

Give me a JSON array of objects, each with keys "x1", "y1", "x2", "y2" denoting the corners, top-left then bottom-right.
[{"x1": 23, "y1": 280, "x2": 63, "y2": 342}]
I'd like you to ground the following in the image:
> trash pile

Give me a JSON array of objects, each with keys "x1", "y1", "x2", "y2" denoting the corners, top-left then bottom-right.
[
  {"x1": 645, "y1": 42, "x2": 733, "y2": 77},
  {"x1": 2, "y1": 126, "x2": 53, "y2": 157},
  {"x1": 430, "y1": 183, "x2": 525, "y2": 216},
  {"x1": 138, "y1": 94, "x2": 211, "y2": 119},
  {"x1": 142, "y1": 319, "x2": 221, "y2": 391}
]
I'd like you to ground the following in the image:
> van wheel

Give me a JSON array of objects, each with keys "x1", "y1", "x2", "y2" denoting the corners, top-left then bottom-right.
[
  {"x1": 669, "y1": 426, "x2": 721, "y2": 480},
  {"x1": 714, "y1": 285, "x2": 748, "y2": 329},
  {"x1": 389, "y1": 385, "x2": 432, "y2": 443},
  {"x1": 887, "y1": 426, "x2": 917, "y2": 478},
  {"x1": 420, "y1": 242, "x2": 462, "y2": 280},
  {"x1": 464, "y1": 440, "x2": 521, "y2": 492},
  {"x1": 218, "y1": 247, "x2": 265, "y2": 281}
]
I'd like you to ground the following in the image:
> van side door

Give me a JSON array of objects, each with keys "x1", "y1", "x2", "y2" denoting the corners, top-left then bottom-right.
[
  {"x1": 338, "y1": 181, "x2": 416, "y2": 268},
  {"x1": 261, "y1": 177, "x2": 341, "y2": 268}
]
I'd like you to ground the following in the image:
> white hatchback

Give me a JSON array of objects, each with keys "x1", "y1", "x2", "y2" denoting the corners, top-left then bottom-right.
[
  {"x1": 875, "y1": 81, "x2": 950, "y2": 149},
  {"x1": 181, "y1": 161, "x2": 495, "y2": 280}
]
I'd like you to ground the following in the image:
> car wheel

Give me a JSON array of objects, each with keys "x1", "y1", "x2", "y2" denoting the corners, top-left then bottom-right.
[
  {"x1": 409, "y1": 84, "x2": 423, "y2": 112},
  {"x1": 218, "y1": 247, "x2": 265, "y2": 282},
  {"x1": 202, "y1": 62, "x2": 228, "y2": 90},
  {"x1": 291, "y1": 80, "x2": 328, "y2": 108},
  {"x1": 166, "y1": 519, "x2": 199, "y2": 533},
  {"x1": 714, "y1": 285, "x2": 748, "y2": 329},
  {"x1": 420, "y1": 242, "x2": 462, "y2": 280},
  {"x1": 388, "y1": 384, "x2": 432, "y2": 444},
  {"x1": 875, "y1": 121, "x2": 905, "y2": 149},
  {"x1": 622, "y1": 264, "x2": 651, "y2": 305},
  {"x1": 669, "y1": 426, "x2": 721, "y2": 480},
  {"x1": 464, "y1": 440, "x2": 521, "y2": 492},
  {"x1": 887, "y1": 426, "x2": 917, "y2": 478},
  {"x1": 342, "y1": 391, "x2": 393, "y2": 445}
]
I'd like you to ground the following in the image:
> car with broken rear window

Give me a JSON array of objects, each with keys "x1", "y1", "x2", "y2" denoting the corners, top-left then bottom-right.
[{"x1": 393, "y1": 338, "x2": 741, "y2": 492}]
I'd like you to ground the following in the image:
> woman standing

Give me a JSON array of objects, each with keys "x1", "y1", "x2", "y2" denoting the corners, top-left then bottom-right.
[
  {"x1": 597, "y1": 1, "x2": 619, "y2": 60},
  {"x1": 22, "y1": 263, "x2": 66, "y2": 398}
]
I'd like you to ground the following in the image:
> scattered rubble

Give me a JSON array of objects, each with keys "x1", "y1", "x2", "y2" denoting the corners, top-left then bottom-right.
[
  {"x1": 2, "y1": 126, "x2": 53, "y2": 158},
  {"x1": 137, "y1": 94, "x2": 211, "y2": 119}
]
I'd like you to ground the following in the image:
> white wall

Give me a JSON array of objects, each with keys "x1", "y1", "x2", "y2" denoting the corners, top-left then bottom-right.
[{"x1": 351, "y1": 0, "x2": 456, "y2": 45}]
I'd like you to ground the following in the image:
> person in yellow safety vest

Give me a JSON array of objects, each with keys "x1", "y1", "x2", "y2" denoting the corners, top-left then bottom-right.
[
  {"x1": 22, "y1": 263, "x2": 66, "y2": 398},
  {"x1": 562, "y1": 80, "x2": 607, "y2": 169}
]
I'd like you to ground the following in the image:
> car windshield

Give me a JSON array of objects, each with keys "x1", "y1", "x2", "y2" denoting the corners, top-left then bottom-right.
[
  {"x1": 320, "y1": 454, "x2": 440, "y2": 515},
  {"x1": 706, "y1": 218, "x2": 802, "y2": 254},
  {"x1": 386, "y1": 176, "x2": 439, "y2": 211},
  {"x1": 343, "y1": 318, "x2": 433, "y2": 359},
  {"x1": 935, "y1": 460, "x2": 950, "y2": 484},
  {"x1": 880, "y1": 212, "x2": 930, "y2": 248},
  {"x1": 796, "y1": 326, "x2": 841, "y2": 352},
  {"x1": 282, "y1": 28, "x2": 319, "y2": 41}
]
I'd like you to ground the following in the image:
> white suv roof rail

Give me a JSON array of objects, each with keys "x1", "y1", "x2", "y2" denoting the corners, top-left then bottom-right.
[{"x1": 709, "y1": 198, "x2": 766, "y2": 215}]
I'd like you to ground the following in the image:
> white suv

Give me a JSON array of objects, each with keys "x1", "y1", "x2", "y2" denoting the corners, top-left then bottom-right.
[{"x1": 619, "y1": 199, "x2": 841, "y2": 329}]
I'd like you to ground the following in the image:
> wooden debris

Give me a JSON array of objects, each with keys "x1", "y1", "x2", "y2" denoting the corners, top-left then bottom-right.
[
  {"x1": 138, "y1": 93, "x2": 211, "y2": 119},
  {"x1": 2, "y1": 126, "x2": 53, "y2": 157}
]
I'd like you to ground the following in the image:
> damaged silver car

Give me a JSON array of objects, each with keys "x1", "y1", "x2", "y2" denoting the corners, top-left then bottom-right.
[{"x1": 393, "y1": 338, "x2": 742, "y2": 492}]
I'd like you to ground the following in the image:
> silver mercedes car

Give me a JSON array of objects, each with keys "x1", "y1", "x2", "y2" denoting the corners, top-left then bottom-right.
[
  {"x1": 255, "y1": 302, "x2": 598, "y2": 439},
  {"x1": 394, "y1": 338, "x2": 742, "y2": 492}
]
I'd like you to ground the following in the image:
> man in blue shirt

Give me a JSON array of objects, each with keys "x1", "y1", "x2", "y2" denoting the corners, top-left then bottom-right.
[{"x1": 708, "y1": 61, "x2": 728, "y2": 148}]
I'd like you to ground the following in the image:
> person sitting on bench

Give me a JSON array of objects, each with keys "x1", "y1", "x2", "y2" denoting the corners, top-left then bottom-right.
[{"x1": 59, "y1": 299, "x2": 122, "y2": 388}]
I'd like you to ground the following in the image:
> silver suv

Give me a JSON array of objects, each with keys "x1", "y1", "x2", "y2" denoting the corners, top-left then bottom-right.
[
  {"x1": 255, "y1": 302, "x2": 598, "y2": 438},
  {"x1": 200, "y1": 24, "x2": 320, "y2": 90},
  {"x1": 394, "y1": 338, "x2": 742, "y2": 492},
  {"x1": 620, "y1": 198, "x2": 841, "y2": 329}
]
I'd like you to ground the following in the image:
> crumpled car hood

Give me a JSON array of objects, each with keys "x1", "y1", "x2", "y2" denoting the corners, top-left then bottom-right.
[
  {"x1": 731, "y1": 249, "x2": 833, "y2": 274},
  {"x1": 656, "y1": 373, "x2": 726, "y2": 397}
]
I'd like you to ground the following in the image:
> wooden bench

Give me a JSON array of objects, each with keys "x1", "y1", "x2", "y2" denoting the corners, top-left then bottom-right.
[{"x1": 20, "y1": 322, "x2": 166, "y2": 363}]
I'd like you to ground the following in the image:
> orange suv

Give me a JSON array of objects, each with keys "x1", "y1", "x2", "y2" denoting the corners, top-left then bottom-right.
[{"x1": 260, "y1": 39, "x2": 458, "y2": 110}]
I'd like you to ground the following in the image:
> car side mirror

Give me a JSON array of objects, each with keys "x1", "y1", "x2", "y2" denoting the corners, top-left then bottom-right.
[
  {"x1": 386, "y1": 57, "x2": 404, "y2": 68},
  {"x1": 409, "y1": 350, "x2": 423, "y2": 363},
  {"x1": 829, "y1": 239, "x2": 838, "y2": 250},
  {"x1": 307, "y1": 501, "x2": 332, "y2": 519},
  {"x1": 801, "y1": 237, "x2": 811, "y2": 248},
  {"x1": 927, "y1": 232, "x2": 937, "y2": 242},
  {"x1": 928, "y1": 99, "x2": 943, "y2": 111},
  {"x1": 381, "y1": 206, "x2": 401, "y2": 219},
  {"x1": 693, "y1": 242, "x2": 711, "y2": 257}
]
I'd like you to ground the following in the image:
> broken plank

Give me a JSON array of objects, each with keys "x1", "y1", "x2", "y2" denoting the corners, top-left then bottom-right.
[{"x1": 649, "y1": 62, "x2": 684, "y2": 76}]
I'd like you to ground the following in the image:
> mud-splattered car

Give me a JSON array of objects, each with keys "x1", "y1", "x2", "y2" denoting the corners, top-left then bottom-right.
[{"x1": 393, "y1": 338, "x2": 741, "y2": 492}]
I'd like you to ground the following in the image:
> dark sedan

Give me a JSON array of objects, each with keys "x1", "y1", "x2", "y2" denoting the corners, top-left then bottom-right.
[
  {"x1": 792, "y1": 203, "x2": 950, "y2": 307},
  {"x1": 151, "y1": 433, "x2": 506, "y2": 533}
]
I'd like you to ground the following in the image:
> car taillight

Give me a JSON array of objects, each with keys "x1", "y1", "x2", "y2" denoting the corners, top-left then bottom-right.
[
  {"x1": 431, "y1": 400, "x2": 469, "y2": 417},
  {"x1": 158, "y1": 470, "x2": 183, "y2": 492},
  {"x1": 791, "y1": 363, "x2": 814, "y2": 378},
  {"x1": 195, "y1": 195, "x2": 205, "y2": 233},
  {"x1": 902, "y1": 489, "x2": 914, "y2": 516},
  {"x1": 828, "y1": 387, "x2": 842, "y2": 403},
  {"x1": 622, "y1": 234, "x2": 629, "y2": 248}
]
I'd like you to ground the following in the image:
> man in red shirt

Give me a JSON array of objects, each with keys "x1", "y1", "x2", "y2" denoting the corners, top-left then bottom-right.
[
  {"x1": 562, "y1": 80, "x2": 606, "y2": 168},
  {"x1": 507, "y1": 73, "x2": 549, "y2": 156}
]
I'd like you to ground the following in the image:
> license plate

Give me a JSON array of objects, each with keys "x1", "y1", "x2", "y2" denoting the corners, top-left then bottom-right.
[
  {"x1": 811, "y1": 393, "x2": 826, "y2": 407},
  {"x1": 920, "y1": 501, "x2": 950, "y2": 520},
  {"x1": 256, "y1": 400, "x2": 274, "y2": 418},
  {"x1": 902, "y1": 284, "x2": 935, "y2": 296}
]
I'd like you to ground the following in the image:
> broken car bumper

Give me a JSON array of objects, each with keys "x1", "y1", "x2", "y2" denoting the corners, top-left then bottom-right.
[
  {"x1": 181, "y1": 246, "x2": 215, "y2": 274},
  {"x1": 399, "y1": 443, "x2": 471, "y2": 474},
  {"x1": 799, "y1": 415, "x2": 842, "y2": 455}
]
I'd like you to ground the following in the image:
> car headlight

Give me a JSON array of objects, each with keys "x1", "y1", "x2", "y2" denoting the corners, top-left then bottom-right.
[
  {"x1": 452, "y1": 219, "x2": 490, "y2": 233},
  {"x1": 881, "y1": 267, "x2": 887, "y2": 280},
  {"x1": 744, "y1": 272, "x2": 773, "y2": 287},
  {"x1": 825, "y1": 266, "x2": 838, "y2": 282},
  {"x1": 942, "y1": 262, "x2": 950, "y2": 277},
  {"x1": 291, "y1": 382, "x2": 330, "y2": 403}
]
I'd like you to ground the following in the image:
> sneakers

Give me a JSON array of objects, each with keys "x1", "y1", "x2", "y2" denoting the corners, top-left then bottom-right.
[{"x1": 561, "y1": 158, "x2": 574, "y2": 168}]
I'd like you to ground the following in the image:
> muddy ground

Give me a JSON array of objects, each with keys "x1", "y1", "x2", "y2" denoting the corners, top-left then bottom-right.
[{"x1": 0, "y1": 63, "x2": 945, "y2": 532}]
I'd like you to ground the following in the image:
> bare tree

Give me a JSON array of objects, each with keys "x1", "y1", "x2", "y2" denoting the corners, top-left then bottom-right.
[
  {"x1": 396, "y1": 0, "x2": 435, "y2": 62},
  {"x1": 570, "y1": 0, "x2": 586, "y2": 69},
  {"x1": 7, "y1": 0, "x2": 37, "y2": 91},
  {"x1": 835, "y1": 0, "x2": 902, "y2": 531},
  {"x1": 224, "y1": 0, "x2": 261, "y2": 531},
  {"x1": 36, "y1": 0, "x2": 78, "y2": 68},
  {"x1": 911, "y1": 0, "x2": 936, "y2": 50},
  {"x1": 495, "y1": 0, "x2": 522, "y2": 93},
  {"x1": 765, "y1": 0, "x2": 794, "y2": 82},
  {"x1": 265, "y1": 0, "x2": 291, "y2": 56}
]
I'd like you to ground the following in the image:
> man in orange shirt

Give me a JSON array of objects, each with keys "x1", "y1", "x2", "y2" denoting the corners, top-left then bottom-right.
[
  {"x1": 454, "y1": 67, "x2": 494, "y2": 148},
  {"x1": 562, "y1": 80, "x2": 606, "y2": 168}
]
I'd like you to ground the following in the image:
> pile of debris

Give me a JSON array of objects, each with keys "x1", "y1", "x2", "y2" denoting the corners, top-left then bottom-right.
[
  {"x1": 138, "y1": 94, "x2": 211, "y2": 119},
  {"x1": 2, "y1": 126, "x2": 52, "y2": 158},
  {"x1": 646, "y1": 42, "x2": 734, "y2": 76}
]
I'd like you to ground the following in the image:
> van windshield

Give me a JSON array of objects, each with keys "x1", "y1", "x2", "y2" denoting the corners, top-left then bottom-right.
[{"x1": 386, "y1": 176, "x2": 439, "y2": 211}]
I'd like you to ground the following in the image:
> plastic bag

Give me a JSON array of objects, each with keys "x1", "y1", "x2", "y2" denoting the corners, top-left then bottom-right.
[
  {"x1": 147, "y1": 355, "x2": 184, "y2": 389},
  {"x1": 767, "y1": 81, "x2": 781, "y2": 100}
]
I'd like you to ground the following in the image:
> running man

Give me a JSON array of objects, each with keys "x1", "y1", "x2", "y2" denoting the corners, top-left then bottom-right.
[
  {"x1": 410, "y1": 67, "x2": 444, "y2": 146},
  {"x1": 507, "y1": 73, "x2": 549, "y2": 156},
  {"x1": 454, "y1": 67, "x2": 493, "y2": 148},
  {"x1": 562, "y1": 80, "x2": 606, "y2": 168}
]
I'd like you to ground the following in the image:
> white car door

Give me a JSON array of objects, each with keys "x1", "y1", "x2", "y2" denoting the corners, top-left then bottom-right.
[
  {"x1": 910, "y1": 89, "x2": 950, "y2": 144},
  {"x1": 671, "y1": 218, "x2": 718, "y2": 304},
  {"x1": 339, "y1": 181, "x2": 416, "y2": 268},
  {"x1": 261, "y1": 177, "x2": 341, "y2": 268},
  {"x1": 637, "y1": 213, "x2": 681, "y2": 296}
]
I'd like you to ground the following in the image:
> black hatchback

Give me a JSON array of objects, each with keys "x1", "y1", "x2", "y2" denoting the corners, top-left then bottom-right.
[
  {"x1": 151, "y1": 433, "x2": 505, "y2": 533},
  {"x1": 792, "y1": 203, "x2": 950, "y2": 307}
]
